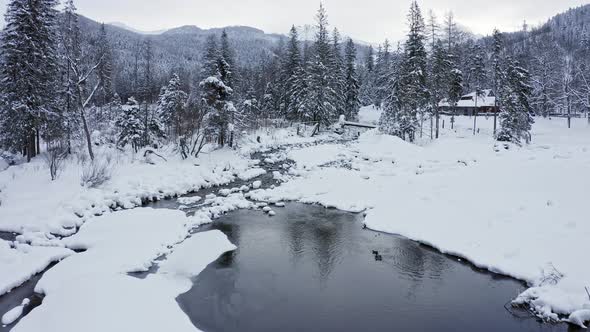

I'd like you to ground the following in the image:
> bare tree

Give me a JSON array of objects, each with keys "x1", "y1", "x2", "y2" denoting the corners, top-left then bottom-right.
[{"x1": 68, "y1": 54, "x2": 105, "y2": 161}]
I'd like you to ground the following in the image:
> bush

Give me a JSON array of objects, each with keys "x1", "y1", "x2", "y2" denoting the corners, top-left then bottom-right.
[
  {"x1": 43, "y1": 147, "x2": 68, "y2": 181},
  {"x1": 81, "y1": 158, "x2": 113, "y2": 188}
]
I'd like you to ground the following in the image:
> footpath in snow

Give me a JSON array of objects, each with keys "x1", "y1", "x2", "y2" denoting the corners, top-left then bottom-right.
[{"x1": 249, "y1": 114, "x2": 590, "y2": 327}]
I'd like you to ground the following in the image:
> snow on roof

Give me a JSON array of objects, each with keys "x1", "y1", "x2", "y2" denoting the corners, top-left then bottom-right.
[{"x1": 439, "y1": 89, "x2": 496, "y2": 108}]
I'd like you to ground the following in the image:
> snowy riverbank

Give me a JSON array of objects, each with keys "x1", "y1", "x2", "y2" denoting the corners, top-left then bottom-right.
[
  {"x1": 249, "y1": 115, "x2": 590, "y2": 326},
  {"x1": 0, "y1": 127, "x2": 331, "y2": 299}
]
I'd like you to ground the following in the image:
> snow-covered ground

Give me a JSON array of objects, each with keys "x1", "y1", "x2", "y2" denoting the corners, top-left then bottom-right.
[
  {"x1": 3, "y1": 116, "x2": 590, "y2": 328},
  {"x1": 11, "y1": 208, "x2": 235, "y2": 332},
  {"x1": 0, "y1": 126, "x2": 332, "y2": 330},
  {"x1": 250, "y1": 115, "x2": 590, "y2": 326}
]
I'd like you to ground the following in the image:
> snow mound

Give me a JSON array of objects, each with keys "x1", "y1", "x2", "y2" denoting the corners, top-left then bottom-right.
[
  {"x1": 159, "y1": 230, "x2": 236, "y2": 277},
  {"x1": 0, "y1": 241, "x2": 73, "y2": 296}
]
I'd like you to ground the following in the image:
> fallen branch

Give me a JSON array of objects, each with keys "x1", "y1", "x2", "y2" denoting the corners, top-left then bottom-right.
[{"x1": 144, "y1": 149, "x2": 167, "y2": 162}]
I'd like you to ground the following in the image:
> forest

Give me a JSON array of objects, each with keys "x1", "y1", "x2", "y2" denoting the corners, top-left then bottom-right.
[{"x1": 0, "y1": 0, "x2": 589, "y2": 166}]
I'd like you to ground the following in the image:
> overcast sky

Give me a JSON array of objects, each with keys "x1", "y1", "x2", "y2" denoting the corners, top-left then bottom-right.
[{"x1": 0, "y1": 0, "x2": 587, "y2": 43}]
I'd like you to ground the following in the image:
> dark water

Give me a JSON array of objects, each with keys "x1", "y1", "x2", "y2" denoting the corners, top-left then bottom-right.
[{"x1": 179, "y1": 203, "x2": 572, "y2": 332}]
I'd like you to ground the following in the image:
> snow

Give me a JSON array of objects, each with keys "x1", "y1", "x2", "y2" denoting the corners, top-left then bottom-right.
[
  {"x1": 13, "y1": 208, "x2": 236, "y2": 332},
  {"x1": 288, "y1": 144, "x2": 348, "y2": 169},
  {"x1": 1, "y1": 298, "x2": 30, "y2": 325},
  {"x1": 439, "y1": 89, "x2": 496, "y2": 108},
  {"x1": 177, "y1": 196, "x2": 201, "y2": 205},
  {"x1": 0, "y1": 240, "x2": 72, "y2": 296},
  {"x1": 0, "y1": 157, "x2": 8, "y2": 171},
  {"x1": 159, "y1": 230, "x2": 236, "y2": 277},
  {"x1": 252, "y1": 180, "x2": 262, "y2": 189},
  {"x1": 358, "y1": 105, "x2": 382, "y2": 125},
  {"x1": 568, "y1": 309, "x2": 590, "y2": 328},
  {"x1": 0, "y1": 145, "x2": 259, "y2": 243},
  {"x1": 249, "y1": 116, "x2": 590, "y2": 322}
]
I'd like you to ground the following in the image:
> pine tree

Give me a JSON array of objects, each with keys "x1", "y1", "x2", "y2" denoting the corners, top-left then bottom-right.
[
  {"x1": 491, "y1": 29, "x2": 504, "y2": 134},
  {"x1": 219, "y1": 30, "x2": 236, "y2": 90},
  {"x1": 303, "y1": 3, "x2": 340, "y2": 125},
  {"x1": 447, "y1": 67, "x2": 464, "y2": 129},
  {"x1": 427, "y1": 40, "x2": 450, "y2": 138},
  {"x1": 157, "y1": 73, "x2": 188, "y2": 137},
  {"x1": 202, "y1": 35, "x2": 220, "y2": 78},
  {"x1": 343, "y1": 39, "x2": 361, "y2": 120},
  {"x1": 199, "y1": 76, "x2": 237, "y2": 146},
  {"x1": 116, "y1": 97, "x2": 144, "y2": 152},
  {"x1": 58, "y1": 0, "x2": 81, "y2": 154},
  {"x1": 281, "y1": 25, "x2": 303, "y2": 119},
  {"x1": 497, "y1": 58, "x2": 534, "y2": 145},
  {"x1": 330, "y1": 28, "x2": 346, "y2": 114},
  {"x1": 116, "y1": 97, "x2": 165, "y2": 152},
  {"x1": 0, "y1": 0, "x2": 60, "y2": 161},
  {"x1": 374, "y1": 40, "x2": 392, "y2": 106},
  {"x1": 385, "y1": 1, "x2": 430, "y2": 142},
  {"x1": 96, "y1": 23, "x2": 114, "y2": 107},
  {"x1": 359, "y1": 46, "x2": 376, "y2": 106},
  {"x1": 468, "y1": 43, "x2": 486, "y2": 134}
]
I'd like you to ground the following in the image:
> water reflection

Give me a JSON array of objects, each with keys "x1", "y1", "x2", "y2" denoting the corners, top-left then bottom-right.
[{"x1": 177, "y1": 203, "x2": 571, "y2": 332}]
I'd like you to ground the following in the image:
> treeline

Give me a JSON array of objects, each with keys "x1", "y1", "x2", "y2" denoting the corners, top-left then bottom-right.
[{"x1": 1, "y1": 0, "x2": 589, "y2": 166}]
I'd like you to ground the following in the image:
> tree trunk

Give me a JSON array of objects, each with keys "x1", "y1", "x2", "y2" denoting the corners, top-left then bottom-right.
[
  {"x1": 80, "y1": 108, "x2": 94, "y2": 161},
  {"x1": 435, "y1": 111, "x2": 440, "y2": 139},
  {"x1": 36, "y1": 128, "x2": 40, "y2": 155},
  {"x1": 473, "y1": 110, "x2": 478, "y2": 135},
  {"x1": 493, "y1": 112, "x2": 497, "y2": 135}
]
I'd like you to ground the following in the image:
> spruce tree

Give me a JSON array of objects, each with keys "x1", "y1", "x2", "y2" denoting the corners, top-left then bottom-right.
[
  {"x1": 202, "y1": 35, "x2": 220, "y2": 78},
  {"x1": 359, "y1": 46, "x2": 376, "y2": 106},
  {"x1": 468, "y1": 44, "x2": 487, "y2": 134},
  {"x1": 157, "y1": 73, "x2": 188, "y2": 137},
  {"x1": 427, "y1": 40, "x2": 450, "y2": 138},
  {"x1": 304, "y1": 3, "x2": 340, "y2": 125},
  {"x1": 343, "y1": 39, "x2": 361, "y2": 120},
  {"x1": 96, "y1": 23, "x2": 114, "y2": 107},
  {"x1": 491, "y1": 29, "x2": 504, "y2": 134},
  {"x1": 382, "y1": 1, "x2": 429, "y2": 142},
  {"x1": 0, "y1": 0, "x2": 60, "y2": 161},
  {"x1": 330, "y1": 28, "x2": 346, "y2": 114},
  {"x1": 497, "y1": 58, "x2": 534, "y2": 145},
  {"x1": 281, "y1": 25, "x2": 303, "y2": 119}
]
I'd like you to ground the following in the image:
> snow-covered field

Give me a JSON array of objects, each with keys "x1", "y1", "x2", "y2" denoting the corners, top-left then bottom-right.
[{"x1": 250, "y1": 115, "x2": 590, "y2": 326}]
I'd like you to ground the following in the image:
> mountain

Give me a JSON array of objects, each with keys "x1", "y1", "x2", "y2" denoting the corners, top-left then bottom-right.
[
  {"x1": 78, "y1": 15, "x2": 287, "y2": 98},
  {"x1": 109, "y1": 22, "x2": 167, "y2": 35}
]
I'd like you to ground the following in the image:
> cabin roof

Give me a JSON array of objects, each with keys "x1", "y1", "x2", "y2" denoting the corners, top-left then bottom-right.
[{"x1": 439, "y1": 89, "x2": 496, "y2": 108}]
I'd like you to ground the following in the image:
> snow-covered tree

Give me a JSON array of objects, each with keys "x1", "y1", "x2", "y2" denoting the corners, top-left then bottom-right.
[
  {"x1": 427, "y1": 40, "x2": 450, "y2": 138},
  {"x1": 157, "y1": 73, "x2": 188, "y2": 137},
  {"x1": 359, "y1": 46, "x2": 376, "y2": 106},
  {"x1": 468, "y1": 44, "x2": 486, "y2": 134},
  {"x1": 497, "y1": 58, "x2": 534, "y2": 145},
  {"x1": 0, "y1": 0, "x2": 60, "y2": 161},
  {"x1": 116, "y1": 97, "x2": 165, "y2": 152},
  {"x1": 281, "y1": 25, "x2": 303, "y2": 119},
  {"x1": 200, "y1": 76, "x2": 238, "y2": 146},
  {"x1": 447, "y1": 67, "x2": 464, "y2": 129},
  {"x1": 343, "y1": 38, "x2": 361, "y2": 120},
  {"x1": 302, "y1": 3, "x2": 340, "y2": 125},
  {"x1": 491, "y1": 29, "x2": 504, "y2": 134},
  {"x1": 381, "y1": 1, "x2": 428, "y2": 142}
]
